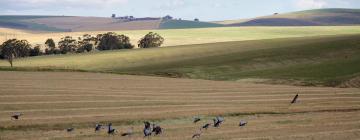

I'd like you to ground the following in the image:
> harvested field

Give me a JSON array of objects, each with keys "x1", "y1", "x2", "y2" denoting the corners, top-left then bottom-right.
[{"x1": 0, "y1": 71, "x2": 359, "y2": 140}]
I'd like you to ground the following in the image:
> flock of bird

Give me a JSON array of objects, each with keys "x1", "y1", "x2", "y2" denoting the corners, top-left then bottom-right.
[{"x1": 10, "y1": 94, "x2": 299, "y2": 139}]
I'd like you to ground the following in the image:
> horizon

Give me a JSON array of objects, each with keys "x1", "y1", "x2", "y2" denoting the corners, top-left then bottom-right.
[
  {"x1": 0, "y1": 8, "x2": 359, "y2": 21},
  {"x1": 1, "y1": 0, "x2": 360, "y2": 21}
]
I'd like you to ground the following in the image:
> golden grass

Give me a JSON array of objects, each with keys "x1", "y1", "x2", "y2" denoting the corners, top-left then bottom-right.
[
  {"x1": 0, "y1": 71, "x2": 359, "y2": 140},
  {"x1": 1, "y1": 26, "x2": 360, "y2": 48}
]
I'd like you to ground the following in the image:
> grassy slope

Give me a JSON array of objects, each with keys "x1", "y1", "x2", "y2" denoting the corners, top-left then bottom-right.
[
  {"x1": 226, "y1": 8, "x2": 360, "y2": 26},
  {"x1": 0, "y1": 16, "x2": 69, "y2": 32},
  {"x1": 159, "y1": 20, "x2": 224, "y2": 29},
  {"x1": 1, "y1": 34, "x2": 360, "y2": 87}
]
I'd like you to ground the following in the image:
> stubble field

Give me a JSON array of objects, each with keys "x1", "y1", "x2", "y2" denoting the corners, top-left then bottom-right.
[{"x1": 0, "y1": 71, "x2": 359, "y2": 140}]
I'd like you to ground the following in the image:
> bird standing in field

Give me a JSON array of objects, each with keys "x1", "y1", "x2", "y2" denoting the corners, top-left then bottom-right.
[
  {"x1": 143, "y1": 121, "x2": 152, "y2": 137},
  {"x1": 121, "y1": 127, "x2": 133, "y2": 137},
  {"x1": 291, "y1": 94, "x2": 299, "y2": 104},
  {"x1": 95, "y1": 124, "x2": 102, "y2": 132},
  {"x1": 192, "y1": 129, "x2": 202, "y2": 139},
  {"x1": 193, "y1": 117, "x2": 201, "y2": 123},
  {"x1": 213, "y1": 116, "x2": 224, "y2": 127},
  {"x1": 66, "y1": 127, "x2": 74, "y2": 132},
  {"x1": 202, "y1": 123, "x2": 211, "y2": 130},
  {"x1": 11, "y1": 113, "x2": 23, "y2": 120},
  {"x1": 152, "y1": 124, "x2": 163, "y2": 135},
  {"x1": 239, "y1": 120, "x2": 248, "y2": 127},
  {"x1": 107, "y1": 123, "x2": 116, "y2": 135}
]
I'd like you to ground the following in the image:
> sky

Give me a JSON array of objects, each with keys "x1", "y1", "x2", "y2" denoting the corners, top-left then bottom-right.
[{"x1": 0, "y1": 0, "x2": 360, "y2": 21}]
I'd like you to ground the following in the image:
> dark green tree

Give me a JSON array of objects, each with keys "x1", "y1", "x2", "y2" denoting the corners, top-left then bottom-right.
[
  {"x1": 0, "y1": 39, "x2": 32, "y2": 67},
  {"x1": 138, "y1": 32, "x2": 164, "y2": 48},
  {"x1": 76, "y1": 34, "x2": 95, "y2": 53},
  {"x1": 45, "y1": 38, "x2": 58, "y2": 55},
  {"x1": 30, "y1": 45, "x2": 43, "y2": 56},
  {"x1": 58, "y1": 36, "x2": 77, "y2": 54},
  {"x1": 97, "y1": 32, "x2": 133, "y2": 50}
]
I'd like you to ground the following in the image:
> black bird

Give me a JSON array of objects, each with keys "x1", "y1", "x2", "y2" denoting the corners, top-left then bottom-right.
[
  {"x1": 143, "y1": 121, "x2": 152, "y2": 137},
  {"x1": 66, "y1": 127, "x2": 74, "y2": 132},
  {"x1": 11, "y1": 113, "x2": 22, "y2": 120},
  {"x1": 121, "y1": 127, "x2": 133, "y2": 137},
  {"x1": 152, "y1": 124, "x2": 163, "y2": 135},
  {"x1": 291, "y1": 94, "x2": 299, "y2": 104},
  {"x1": 107, "y1": 123, "x2": 116, "y2": 135},
  {"x1": 202, "y1": 123, "x2": 211, "y2": 130},
  {"x1": 213, "y1": 116, "x2": 224, "y2": 127},
  {"x1": 193, "y1": 117, "x2": 201, "y2": 123},
  {"x1": 239, "y1": 120, "x2": 247, "y2": 127},
  {"x1": 95, "y1": 124, "x2": 102, "y2": 132},
  {"x1": 192, "y1": 129, "x2": 202, "y2": 139}
]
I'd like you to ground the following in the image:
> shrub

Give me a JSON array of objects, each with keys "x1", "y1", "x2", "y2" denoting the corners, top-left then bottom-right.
[{"x1": 138, "y1": 32, "x2": 164, "y2": 48}]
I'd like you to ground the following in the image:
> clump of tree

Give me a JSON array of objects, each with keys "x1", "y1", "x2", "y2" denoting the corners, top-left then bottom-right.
[
  {"x1": 45, "y1": 38, "x2": 60, "y2": 54},
  {"x1": 138, "y1": 32, "x2": 164, "y2": 48},
  {"x1": 76, "y1": 34, "x2": 96, "y2": 53},
  {"x1": 0, "y1": 39, "x2": 41, "y2": 67},
  {"x1": 0, "y1": 32, "x2": 166, "y2": 67},
  {"x1": 58, "y1": 36, "x2": 78, "y2": 54},
  {"x1": 97, "y1": 32, "x2": 133, "y2": 50},
  {"x1": 30, "y1": 45, "x2": 42, "y2": 56}
]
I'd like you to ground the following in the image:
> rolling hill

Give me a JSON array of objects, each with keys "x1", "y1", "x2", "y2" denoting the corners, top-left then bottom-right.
[
  {"x1": 0, "y1": 16, "x2": 70, "y2": 32},
  {"x1": 0, "y1": 16, "x2": 224, "y2": 32},
  {"x1": 1, "y1": 34, "x2": 360, "y2": 87},
  {"x1": 224, "y1": 8, "x2": 360, "y2": 26},
  {"x1": 159, "y1": 20, "x2": 224, "y2": 29}
]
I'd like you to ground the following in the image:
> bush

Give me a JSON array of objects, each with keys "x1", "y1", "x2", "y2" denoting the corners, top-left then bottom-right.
[
  {"x1": 97, "y1": 32, "x2": 134, "y2": 50},
  {"x1": 138, "y1": 32, "x2": 164, "y2": 48}
]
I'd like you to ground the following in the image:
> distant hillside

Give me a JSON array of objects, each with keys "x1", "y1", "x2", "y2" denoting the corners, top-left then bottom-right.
[
  {"x1": 159, "y1": 20, "x2": 224, "y2": 29},
  {"x1": 227, "y1": 8, "x2": 360, "y2": 26},
  {"x1": 0, "y1": 16, "x2": 225, "y2": 32},
  {"x1": 0, "y1": 16, "x2": 70, "y2": 32}
]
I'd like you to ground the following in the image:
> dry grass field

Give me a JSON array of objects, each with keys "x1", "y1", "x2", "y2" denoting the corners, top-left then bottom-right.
[
  {"x1": 1, "y1": 26, "x2": 360, "y2": 48},
  {"x1": 0, "y1": 71, "x2": 359, "y2": 140}
]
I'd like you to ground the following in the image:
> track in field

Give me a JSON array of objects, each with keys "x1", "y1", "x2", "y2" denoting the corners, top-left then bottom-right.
[{"x1": 0, "y1": 71, "x2": 359, "y2": 140}]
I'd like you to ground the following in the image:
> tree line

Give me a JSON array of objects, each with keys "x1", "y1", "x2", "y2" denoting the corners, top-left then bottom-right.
[{"x1": 0, "y1": 32, "x2": 164, "y2": 67}]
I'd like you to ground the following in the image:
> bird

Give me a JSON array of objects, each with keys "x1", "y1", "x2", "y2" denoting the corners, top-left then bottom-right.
[
  {"x1": 95, "y1": 124, "x2": 102, "y2": 132},
  {"x1": 11, "y1": 113, "x2": 23, "y2": 120},
  {"x1": 202, "y1": 123, "x2": 211, "y2": 130},
  {"x1": 107, "y1": 123, "x2": 116, "y2": 135},
  {"x1": 213, "y1": 116, "x2": 224, "y2": 127},
  {"x1": 193, "y1": 117, "x2": 201, "y2": 123},
  {"x1": 192, "y1": 129, "x2": 202, "y2": 139},
  {"x1": 143, "y1": 121, "x2": 152, "y2": 137},
  {"x1": 239, "y1": 120, "x2": 248, "y2": 127},
  {"x1": 66, "y1": 127, "x2": 74, "y2": 132},
  {"x1": 291, "y1": 94, "x2": 299, "y2": 104},
  {"x1": 152, "y1": 124, "x2": 163, "y2": 135},
  {"x1": 121, "y1": 127, "x2": 133, "y2": 137}
]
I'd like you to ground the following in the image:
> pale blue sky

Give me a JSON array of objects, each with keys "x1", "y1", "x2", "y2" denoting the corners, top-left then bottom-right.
[{"x1": 1, "y1": 0, "x2": 359, "y2": 21}]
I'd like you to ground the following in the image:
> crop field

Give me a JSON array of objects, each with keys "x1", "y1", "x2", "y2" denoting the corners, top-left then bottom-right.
[
  {"x1": 0, "y1": 71, "x2": 359, "y2": 140},
  {"x1": 1, "y1": 26, "x2": 360, "y2": 47},
  {"x1": 1, "y1": 34, "x2": 360, "y2": 87}
]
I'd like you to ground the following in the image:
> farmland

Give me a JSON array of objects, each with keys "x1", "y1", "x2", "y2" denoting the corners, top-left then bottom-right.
[
  {"x1": 0, "y1": 71, "x2": 359, "y2": 140},
  {"x1": 1, "y1": 26, "x2": 360, "y2": 47},
  {"x1": 1, "y1": 34, "x2": 360, "y2": 87}
]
